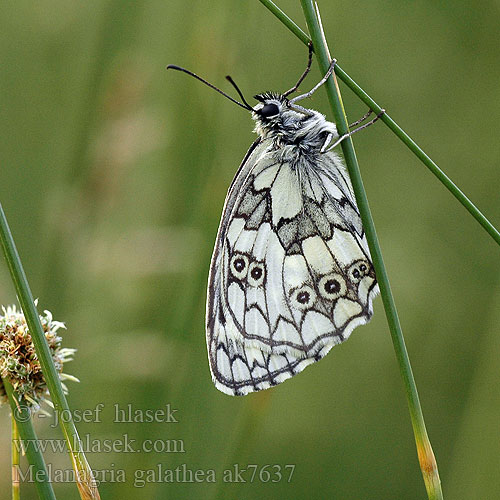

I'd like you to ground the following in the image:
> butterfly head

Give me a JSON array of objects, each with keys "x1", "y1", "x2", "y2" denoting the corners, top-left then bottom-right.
[
  {"x1": 166, "y1": 65, "x2": 319, "y2": 141},
  {"x1": 252, "y1": 92, "x2": 287, "y2": 121},
  {"x1": 251, "y1": 92, "x2": 300, "y2": 137},
  {"x1": 254, "y1": 91, "x2": 284, "y2": 110}
]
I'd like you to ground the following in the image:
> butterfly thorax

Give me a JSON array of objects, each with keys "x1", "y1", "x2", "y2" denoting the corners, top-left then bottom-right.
[{"x1": 252, "y1": 94, "x2": 338, "y2": 162}]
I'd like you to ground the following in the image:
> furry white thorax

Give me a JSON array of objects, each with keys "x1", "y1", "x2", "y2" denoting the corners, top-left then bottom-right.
[{"x1": 252, "y1": 97, "x2": 338, "y2": 163}]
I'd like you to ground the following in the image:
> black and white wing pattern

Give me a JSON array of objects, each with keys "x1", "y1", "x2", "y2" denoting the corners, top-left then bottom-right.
[{"x1": 206, "y1": 138, "x2": 378, "y2": 396}]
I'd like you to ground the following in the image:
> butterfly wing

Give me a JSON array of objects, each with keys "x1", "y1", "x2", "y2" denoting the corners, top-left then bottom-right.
[{"x1": 206, "y1": 142, "x2": 378, "y2": 396}]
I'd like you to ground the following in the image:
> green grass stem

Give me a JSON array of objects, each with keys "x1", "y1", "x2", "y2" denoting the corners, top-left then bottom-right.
[
  {"x1": 258, "y1": 0, "x2": 500, "y2": 247},
  {"x1": 4, "y1": 379, "x2": 56, "y2": 500},
  {"x1": 298, "y1": 2, "x2": 443, "y2": 498},
  {"x1": 0, "y1": 202, "x2": 100, "y2": 500},
  {"x1": 11, "y1": 409, "x2": 20, "y2": 500}
]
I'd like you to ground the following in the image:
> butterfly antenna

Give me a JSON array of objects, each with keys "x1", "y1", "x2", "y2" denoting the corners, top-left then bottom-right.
[
  {"x1": 167, "y1": 65, "x2": 254, "y2": 112},
  {"x1": 225, "y1": 75, "x2": 255, "y2": 111}
]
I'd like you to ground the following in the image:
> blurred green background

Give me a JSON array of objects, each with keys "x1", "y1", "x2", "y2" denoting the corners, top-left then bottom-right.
[{"x1": 1, "y1": 1, "x2": 500, "y2": 498}]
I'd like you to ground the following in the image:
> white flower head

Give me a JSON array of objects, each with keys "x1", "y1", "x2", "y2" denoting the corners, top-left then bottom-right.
[{"x1": 0, "y1": 304, "x2": 77, "y2": 411}]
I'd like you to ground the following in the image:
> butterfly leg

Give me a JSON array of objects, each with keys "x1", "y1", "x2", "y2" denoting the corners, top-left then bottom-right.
[
  {"x1": 320, "y1": 133, "x2": 334, "y2": 153},
  {"x1": 325, "y1": 109, "x2": 386, "y2": 151},
  {"x1": 283, "y1": 42, "x2": 314, "y2": 97},
  {"x1": 289, "y1": 57, "x2": 337, "y2": 104},
  {"x1": 348, "y1": 109, "x2": 373, "y2": 129}
]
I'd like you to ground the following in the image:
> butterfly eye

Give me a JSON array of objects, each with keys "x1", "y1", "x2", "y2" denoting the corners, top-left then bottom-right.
[
  {"x1": 248, "y1": 261, "x2": 266, "y2": 287},
  {"x1": 230, "y1": 254, "x2": 249, "y2": 280},
  {"x1": 259, "y1": 103, "x2": 280, "y2": 118},
  {"x1": 318, "y1": 274, "x2": 346, "y2": 300},
  {"x1": 291, "y1": 285, "x2": 316, "y2": 310}
]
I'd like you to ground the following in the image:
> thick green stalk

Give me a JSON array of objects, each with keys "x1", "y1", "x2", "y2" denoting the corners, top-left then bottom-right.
[
  {"x1": 4, "y1": 379, "x2": 57, "y2": 500},
  {"x1": 11, "y1": 410, "x2": 20, "y2": 500},
  {"x1": 299, "y1": 1, "x2": 443, "y2": 498},
  {"x1": 0, "y1": 202, "x2": 100, "y2": 500},
  {"x1": 258, "y1": 0, "x2": 500, "y2": 247}
]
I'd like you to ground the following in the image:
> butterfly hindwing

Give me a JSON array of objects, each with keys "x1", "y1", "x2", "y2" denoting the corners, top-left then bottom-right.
[{"x1": 207, "y1": 139, "x2": 378, "y2": 396}]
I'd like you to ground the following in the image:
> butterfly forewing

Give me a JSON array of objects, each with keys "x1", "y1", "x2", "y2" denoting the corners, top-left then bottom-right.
[{"x1": 207, "y1": 137, "x2": 378, "y2": 396}]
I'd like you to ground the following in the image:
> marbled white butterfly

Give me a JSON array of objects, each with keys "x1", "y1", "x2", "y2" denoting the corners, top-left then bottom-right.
[{"x1": 168, "y1": 47, "x2": 380, "y2": 396}]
